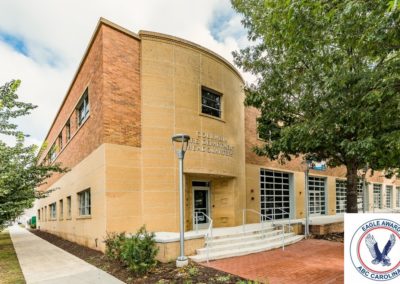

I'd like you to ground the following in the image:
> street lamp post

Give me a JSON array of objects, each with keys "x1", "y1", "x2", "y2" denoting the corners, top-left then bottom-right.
[{"x1": 172, "y1": 134, "x2": 190, "y2": 267}]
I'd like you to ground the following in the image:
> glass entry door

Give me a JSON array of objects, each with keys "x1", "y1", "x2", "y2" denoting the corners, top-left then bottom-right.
[{"x1": 192, "y1": 182, "x2": 210, "y2": 230}]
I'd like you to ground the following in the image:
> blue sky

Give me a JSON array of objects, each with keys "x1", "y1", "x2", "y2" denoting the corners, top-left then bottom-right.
[{"x1": 0, "y1": 0, "x2": 250, "y2": 147}]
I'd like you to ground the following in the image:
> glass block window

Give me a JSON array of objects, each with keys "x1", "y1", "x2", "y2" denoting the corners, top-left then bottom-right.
[
  {"x1": 386, "y1": 186, "x2": 393, "y2": 208},
  {"x1": 397, "y1": 187, "x2": 400, "y2": 208},
  {"x1": 336, "y1": 180, "x2": 346, "y2": 213},
  {"x1": 260, "y1": 169, "x2": 291, "y2": 220},
  {"x1": 78, "y1": 189, "x2": 91, "y2": 216},
  {"x1": 49, "y1": 203, "x2": 57, "y2": 219},
  {"x1": 201, "y1": 87, "x2": 221, "y2": 118},
  {"x1": 373, "y1": 184, "x2": 382, "y2": 209},
  {"x1": 309, "y1": 176, "x2": 326, "y2": 215}
]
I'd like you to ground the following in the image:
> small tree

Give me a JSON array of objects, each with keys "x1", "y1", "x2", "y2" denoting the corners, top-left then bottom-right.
[
  {"x1": 231, "y1": 0, "x2": 400, "y2": 213},
  {"x1": 0, "y1": 80, "x2": 65, "y2": 229}
]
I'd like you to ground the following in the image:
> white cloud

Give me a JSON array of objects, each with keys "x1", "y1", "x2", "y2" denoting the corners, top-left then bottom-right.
[{"x1": 0, "y1": 0, "x2": 253, "y2": 146}]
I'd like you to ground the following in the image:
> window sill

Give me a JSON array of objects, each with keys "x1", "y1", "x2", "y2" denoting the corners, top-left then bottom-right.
[
  {"x1": 76, "y1": 215, "x2": 92, "y2": 220},
  {"x1": 199, "y1": 113, "x2": 225, "y2": 123}
]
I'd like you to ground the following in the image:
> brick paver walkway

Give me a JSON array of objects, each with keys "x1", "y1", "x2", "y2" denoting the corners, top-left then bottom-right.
[{"x1": 206, "y1": 239, "x2": 343, "y2": 284}]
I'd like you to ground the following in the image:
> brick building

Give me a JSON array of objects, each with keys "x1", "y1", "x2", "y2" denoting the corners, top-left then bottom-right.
[{"x1": 36, "y1": 18, "x2": 400, "y2": 262}]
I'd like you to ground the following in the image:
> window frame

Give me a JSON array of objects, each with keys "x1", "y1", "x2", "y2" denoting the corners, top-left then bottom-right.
[
  {"x1": 65, "y1": 120, "x2": 71, "y2": 141},
  {"x1": 78, "y1": 189, "x2": 91, "y2": 216},
  {"x1": 335, "y1": 180, "x2": 347, "y2": 214},
  {"x1": 66, "y1": 196, "x2": 72, "y2": 219},
  {"x1": 77, "y1": 88, "x2": 90, "y2": 126},
  {"x1": 373, "y1": 184, "x2": 382, "y2": 209},
  {"x1": 59, "y1": 199, "x2": 64, "y2": 220},
  {"x1": 386, "y1": 185, "x2": 393, "y2": 208},
  {"x1": 49, "y1": 202, "x2": 57, "y2": 220},
  {"x1": 200, "y1": 86, "x2": 222, "y2": 119}
]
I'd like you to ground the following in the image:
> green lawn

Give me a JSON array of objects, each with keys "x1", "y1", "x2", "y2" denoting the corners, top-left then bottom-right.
[{"x1": 0, "y1": 230, "x2": 25, "y2": 284}]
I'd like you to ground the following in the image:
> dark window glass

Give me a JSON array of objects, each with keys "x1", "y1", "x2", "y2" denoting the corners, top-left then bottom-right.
[
  {"x1": 77, "y1": 89, "x2": 89, "y2": 126},
  {"x1": 201, "y1": 88, "x2": 221, "y2": 118}
]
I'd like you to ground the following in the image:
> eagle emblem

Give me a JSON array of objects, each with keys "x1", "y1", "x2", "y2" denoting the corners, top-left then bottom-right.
[{"x1": 365, "y1": 233, "x2": 396, "y2": 266}]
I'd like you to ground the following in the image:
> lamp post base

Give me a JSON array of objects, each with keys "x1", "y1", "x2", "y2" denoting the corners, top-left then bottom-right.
[{"x1": 176, "y1": 257, "x2": 188, "y2": 267}]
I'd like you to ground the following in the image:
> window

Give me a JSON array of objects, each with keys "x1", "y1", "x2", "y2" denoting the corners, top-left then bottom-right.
[
  {"x1": 260, "y1": 169, "x2": 291, "y2": 220},
  {"x1": 397, "y1": 187, "x2": 400, "y2": 208},
  {"x1": 78, "y1": 189, "x2": 91, "y2": 216},
  {"x1": 373, "y1": 184, "x2": 382, "y2": 209},
  {"x1": 37, "y1": 209, "x2": 40, "y2": 221},
  {"x1": 309, "y1": 176, "x2": 326, "y2": 215},
  {"x1": 66, "y1": 120, "x2": 71, "y2": 141},
  {"x1": 59, "y1": 199, "x2": 63, "y2": 219},
  {"x1": 77, "y1": 89, "x2": 89, "y2": 126},
  {"x1": 386, "y1": 186, "x2": 393, "y2": 208},
  {"x1": 45, "y1": 206, "x2": 47, "y2": 221},
  {"x1": 48, "y1": 144, "x2": 57, "y2": 163},
  {"x1": 58, "y1": 134, "x2": 63, "y2": 150},
  {"x1": 67, "y1": 196, "x2": 71, "y2": 218},
  {"x1": 357, "y1": 182, "x2": 365, "y2": 212},
  {"x1": 201, "y1": 87, "x2": 221, "y2": 118},
  {"x1": 336, "y1": 180, "x2": 346, "y2": 214},
  {"x1": 49, "y1": 203, "x2": 57, "y2": 220}
]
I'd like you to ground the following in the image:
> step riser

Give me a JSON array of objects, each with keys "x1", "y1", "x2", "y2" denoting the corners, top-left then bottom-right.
[
  {"x1": 211, "y1": 227, "x2": 275, "y2": 240},
  {"x1": 207, "y1": 230, "x2": 283, "y2": 246},
  {"x1": 190, "y1": 236, "x2": 304, "y2": 262},
  {"x1": 198, "y1": 233, "x2": 295, "y2": 254}
]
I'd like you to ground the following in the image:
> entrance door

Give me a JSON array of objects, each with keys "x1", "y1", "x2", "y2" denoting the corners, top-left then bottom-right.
[{"x1": 192, "y1": 181, "x2": 210, "y2": 230}]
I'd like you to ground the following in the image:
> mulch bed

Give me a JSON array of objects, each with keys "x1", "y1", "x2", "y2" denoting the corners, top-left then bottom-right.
[
  {"x1": 312, "y1": 232, "x2": 344, "y2": 243},
  {"x1": 30, "y1": 229, "x2": 248, "y2": 284}
]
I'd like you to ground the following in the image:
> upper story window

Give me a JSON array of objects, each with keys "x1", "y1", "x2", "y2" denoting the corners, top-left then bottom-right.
[
  {"x1": 58, "y1": 134, "x2": 63, "y2": 150},
  {"x1": 66, "y1": 120, "x2": 71, "y2": 141},
  {"x1": 77, "y1": 88, "x2": 89, "y2": 126},
  {"x1": 49, "y1": 144, "x2": 57, "y2": 163},
  {"x1": 67, "y1": 196, "x2": 72, "y2": 218},
  {"x1": 201, "y1": 87, "x2": 221, "y2": 118}
]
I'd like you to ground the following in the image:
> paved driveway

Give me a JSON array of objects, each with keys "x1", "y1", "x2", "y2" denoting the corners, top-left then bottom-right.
[{"x1": 205, "y1": 239, "x2": 343, "y2": 284}]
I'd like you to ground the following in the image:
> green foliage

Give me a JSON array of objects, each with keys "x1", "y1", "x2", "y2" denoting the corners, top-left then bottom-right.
[
  {"x1": 232, "y1": 0, "x2": 400, "y2": 212},
  {"x1": 104, "y1": 232, "x2": 126, "y2": 260},
  {"x1": 0, "y1": 80, "x2": 66, "y2": 229},
  {"x1": 120, "y1": 226, "x2": 159, "y2": 274}
]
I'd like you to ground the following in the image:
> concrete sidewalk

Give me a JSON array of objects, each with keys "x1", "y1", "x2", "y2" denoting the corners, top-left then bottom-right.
[{"x1": 9, "y1": 225, "x2": 124, "y2": 284}]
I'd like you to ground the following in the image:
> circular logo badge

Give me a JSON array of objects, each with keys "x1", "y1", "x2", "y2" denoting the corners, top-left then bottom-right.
[{"x1": 350, "y1": 218, "x2": 400, "y2": 281}]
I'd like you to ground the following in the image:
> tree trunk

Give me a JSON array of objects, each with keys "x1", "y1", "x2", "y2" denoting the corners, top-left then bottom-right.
[{"x1": 346, "y1": 161, "x2": 359, "y2": 213}]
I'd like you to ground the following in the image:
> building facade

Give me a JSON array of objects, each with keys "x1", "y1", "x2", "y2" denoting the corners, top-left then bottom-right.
[{"x1": 36, "y1": 18, "x2": 400, "y2": 258}]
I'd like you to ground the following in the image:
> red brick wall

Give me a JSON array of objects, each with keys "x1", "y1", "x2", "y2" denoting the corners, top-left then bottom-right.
[
  {"x1": 245, "y1": 106, "x2": 347, "y2": 177},
  {"x1": 38, "y1": 23, "x2": 141, "y2": 191}
]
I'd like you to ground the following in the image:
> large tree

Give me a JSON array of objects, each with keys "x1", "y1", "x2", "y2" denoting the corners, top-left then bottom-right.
[
  {"x1": 0, "y1": 80, "x2": 65, "y2": 229},
  {"x1": 232, "y1": 0, "x2": 400, "y2": 212}
]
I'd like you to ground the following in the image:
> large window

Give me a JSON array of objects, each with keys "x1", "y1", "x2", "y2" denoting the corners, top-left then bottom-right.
[
  {"x1": 397, "y1": 187, "x2": 400, "y2": 208},
  {"x1": 357, "y1": 182, "x2": 365, "y2": 212},
  {"x1": 77, "y1": 89, "x2": 89, "y2": 126},
  {"x1": 49, "y1": 203, "x2": 57, "y2": 220},
  {"x1": 48, "y1": 144, "x2": 57, "y2": 163},
  {"x1": 201, "y1": 87, "x2": 221, "y2": 118},
  {"x1": 386, "y1": 186, "x2": 393, "y2": 208},
  {"x1": 309, "y1": 176, "x2": 326, "y2": 215},
  {"x1": 78, "y1": 189, "x2": 91, "y2": 216},
  {"x1": 260, "y1": 169, "x2": 291, "y2": 220},
  {"x1": 336, "y1": 180, "x2": 346, "y2": 214},
  {"x1": 67, "y1": 196, "x2": 71, "y2": 218},
  {"x1": 373, "y1": 184, "x2": 382, "y2": 209}
]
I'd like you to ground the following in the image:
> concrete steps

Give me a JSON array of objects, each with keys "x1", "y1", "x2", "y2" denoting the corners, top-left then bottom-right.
[{"x1": 190, "y1": 226, "x2": 304, "y2": 262}]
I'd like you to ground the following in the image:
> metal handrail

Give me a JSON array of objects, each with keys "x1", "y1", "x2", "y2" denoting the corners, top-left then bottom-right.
[
  {"x1": 274, "y1": 208, "x2": 292, "y2": 251},
  {"x1": 242, "y1": 209, "x2": 272, "y2": 238},
  {"x1": 194, "y1": 211, "x2": 213, "y2": 263}
]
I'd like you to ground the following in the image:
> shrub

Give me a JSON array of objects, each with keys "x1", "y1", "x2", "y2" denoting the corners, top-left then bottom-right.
[
  {"x1": 104, "y1": 232, "x2": 126, "y2": 260},
  {"x1": 120, "y1": 225, "x2": 159, "y2": 274}
]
